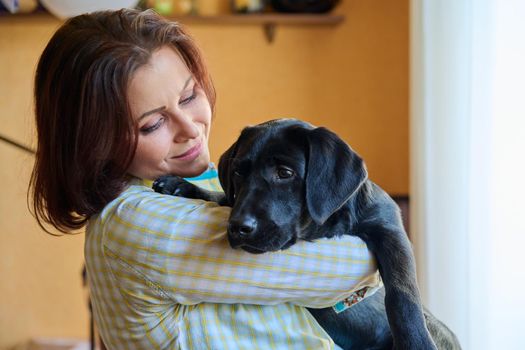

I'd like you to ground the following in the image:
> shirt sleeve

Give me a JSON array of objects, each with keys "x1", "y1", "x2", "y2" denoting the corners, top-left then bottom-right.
[{"x1": 100, "y1": 184, "x2": 380, "y2": 309}]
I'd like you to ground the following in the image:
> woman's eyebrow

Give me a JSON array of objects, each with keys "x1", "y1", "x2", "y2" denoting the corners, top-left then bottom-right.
[
  {"x1": 137, "y1": 76, "x2": 193, "y2": 121},
  {"x1": 138, "y1": 106, "x2": 166, "y2": 121},
  {"x1": 182, "y1": 75, "x2": 193, "y2": 90}
]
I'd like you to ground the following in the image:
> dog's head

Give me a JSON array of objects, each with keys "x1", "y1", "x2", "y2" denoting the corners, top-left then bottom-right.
[{"x1": 218, "y1": 119, "x2": 368, "y2": 253}]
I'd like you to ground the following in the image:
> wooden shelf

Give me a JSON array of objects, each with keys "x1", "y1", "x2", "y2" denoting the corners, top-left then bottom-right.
[
  {"x1": 0, "y1": 10, "x2": 51, "y2": 19},
  {"x1": 0, "y1": 11, "x2": 344, "y2": 42},
  {"x1": 168, "y1": 13, "x2": 344, "y2": 42},
  {"x1": 0, "y1": 11, "x2": 343, "y2": 24},
  {"x1": 167, "y1": 13, "x2": 344, "y2": 25}
]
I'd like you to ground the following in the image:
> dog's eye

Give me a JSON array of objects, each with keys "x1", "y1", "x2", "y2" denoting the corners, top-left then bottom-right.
[
  {"x1": 276, "y1": 167, "x2": 294, "y2": 179},
  {"x1": 233, "y1": 170, "x2": 243, "y2": 177}
]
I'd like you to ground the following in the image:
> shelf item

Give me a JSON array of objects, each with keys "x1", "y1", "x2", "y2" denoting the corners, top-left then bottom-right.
[{"x1": 39, "y1": 0, "x2": 137, "y2": 19}]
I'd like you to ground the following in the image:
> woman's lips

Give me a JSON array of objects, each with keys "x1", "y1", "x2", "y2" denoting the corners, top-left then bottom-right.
[{"x1": 172, "y1": 142, "x2": 202, "y2": 162}]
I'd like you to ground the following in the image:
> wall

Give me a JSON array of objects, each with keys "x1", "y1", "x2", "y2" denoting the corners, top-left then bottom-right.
[
  {"x1": 201, "y1": 0, "x2": 409, "y2": 194},
  {"x1": 0, "y1": 15, "x2": 90, "y2": 350},
  {"x1": 0, "y1": 1, "x2": 408, "y2": 348}
]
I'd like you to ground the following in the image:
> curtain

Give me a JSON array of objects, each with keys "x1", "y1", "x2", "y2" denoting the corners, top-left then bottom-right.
[{"x1": 410, "y1": 0, "x2": 525, "y2": 349}]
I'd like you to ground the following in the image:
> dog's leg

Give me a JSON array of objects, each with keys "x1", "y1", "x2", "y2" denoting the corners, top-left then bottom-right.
[
  {"x1": 355, "y1": 216, "x2": 437, "y2": 350},
  {"x1": 153, "y1": 175, "x2": 227, "y2": 205},
  {"x1": 423, "y1": 308, "x2": 462, "y2": 350},
  {"x1": 310, "y1": 290, "x2": 460, "y2": 350}
]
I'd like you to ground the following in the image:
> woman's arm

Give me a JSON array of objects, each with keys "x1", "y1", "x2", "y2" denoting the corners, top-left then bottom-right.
[{"x1": 94, "y1": 183, "x2": 380, "y2": 308}]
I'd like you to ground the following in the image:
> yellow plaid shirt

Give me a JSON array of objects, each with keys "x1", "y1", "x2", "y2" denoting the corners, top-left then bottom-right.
[{"x1": 85, "y1": 166, "x2": 380, "y2": 349}]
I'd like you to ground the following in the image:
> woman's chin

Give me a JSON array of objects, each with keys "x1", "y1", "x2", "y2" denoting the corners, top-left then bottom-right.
[
  {"x1": 131, "y1": 155, "x2": 211, "y2": 180},
  {"x1": 175, "y1": 157, "x2": 210, "y2": 178}
]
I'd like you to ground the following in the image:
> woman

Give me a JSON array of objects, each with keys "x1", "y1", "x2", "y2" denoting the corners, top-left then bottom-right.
[{"x1": 30, "y1": 8, "x2": 379, "y2": 349}]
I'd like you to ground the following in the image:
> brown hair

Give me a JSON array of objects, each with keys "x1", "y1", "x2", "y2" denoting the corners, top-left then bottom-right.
[{"x1": 29, "y1": 8, "x2": 216, "y2": 234}]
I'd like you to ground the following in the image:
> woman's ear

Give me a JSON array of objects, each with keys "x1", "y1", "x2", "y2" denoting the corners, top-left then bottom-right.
[{"x1": 305, "y1": 127, "x2": 368, "y2": 225}]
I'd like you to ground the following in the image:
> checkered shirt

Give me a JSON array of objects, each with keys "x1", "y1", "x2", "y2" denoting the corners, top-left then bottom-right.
[{"x1": 85, "y1": 166, "x2": 380, "y2": 349}]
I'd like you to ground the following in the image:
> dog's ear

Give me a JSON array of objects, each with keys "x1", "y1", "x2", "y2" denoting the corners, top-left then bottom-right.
[
  {"x1": 218, "y1": 139, "x2": 239, "y2": 205},
  {"x1": 305, "y1": 127, "x2": 368, "y2": 225}
]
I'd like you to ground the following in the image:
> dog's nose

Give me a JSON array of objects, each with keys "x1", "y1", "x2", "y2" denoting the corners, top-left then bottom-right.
[{"x1": 228, "y1": 216, "x2": 257, "y2": 239}]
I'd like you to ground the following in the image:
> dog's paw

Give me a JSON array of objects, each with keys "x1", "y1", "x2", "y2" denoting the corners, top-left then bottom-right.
[
  {"x1": 152, "y1": 175, "x2": 196, "y2": 197},
  {"x1": 152, "y1": 175, "x2": 181, "y2": 195}
]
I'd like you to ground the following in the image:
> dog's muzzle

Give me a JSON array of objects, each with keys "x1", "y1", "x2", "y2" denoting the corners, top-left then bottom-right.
[{"x1": 228, "y1": 215, "x2": 257, "y2": 245}]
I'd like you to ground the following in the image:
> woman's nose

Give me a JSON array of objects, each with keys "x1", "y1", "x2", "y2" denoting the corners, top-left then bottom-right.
[{"x1": 171, "y1": 114, "x2": 199, "y2": 143}]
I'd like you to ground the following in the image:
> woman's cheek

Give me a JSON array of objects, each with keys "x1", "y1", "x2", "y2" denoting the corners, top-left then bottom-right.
[
  {"x1": 195, "y1": 94, "x2": 213, "y2": 122},
  {"x1": 158, "y1": 124, "x2": 174, "y2": 146}
]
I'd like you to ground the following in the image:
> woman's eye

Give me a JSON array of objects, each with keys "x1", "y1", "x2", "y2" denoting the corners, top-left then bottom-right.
[
  {"x1": 180, "y1": 88, "x2": 197, "y2": 105},
  {"x1": 140, "y1": 117, "x2": 165, "y2": 134},
  {"x1": 276, "y1": 167, "x2": 294, "y2": 179}
]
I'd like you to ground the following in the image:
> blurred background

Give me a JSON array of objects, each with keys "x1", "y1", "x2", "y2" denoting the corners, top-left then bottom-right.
[{"x1": 0, "y1": 0, "x2": 523, "y2": 349}]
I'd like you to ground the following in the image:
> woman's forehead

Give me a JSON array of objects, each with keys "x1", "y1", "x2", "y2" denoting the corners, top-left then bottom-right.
[{"x1": 127, "y1": 47, "x2": 193, "y2": 119}]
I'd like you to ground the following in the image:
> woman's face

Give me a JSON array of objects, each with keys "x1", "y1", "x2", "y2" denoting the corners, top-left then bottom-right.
[{"x1": 127, "y1": 46, "x2": 212, "y2": 180}]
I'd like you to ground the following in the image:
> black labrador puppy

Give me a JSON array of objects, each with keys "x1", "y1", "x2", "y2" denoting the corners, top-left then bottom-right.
[{"x1": 153, "y1": 119, "x2": 461, "y2": 350}]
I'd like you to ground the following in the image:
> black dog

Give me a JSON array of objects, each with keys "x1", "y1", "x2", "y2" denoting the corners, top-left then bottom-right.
[{"x1": 154, "y1": 119, "x2": 461, "y2": 350}]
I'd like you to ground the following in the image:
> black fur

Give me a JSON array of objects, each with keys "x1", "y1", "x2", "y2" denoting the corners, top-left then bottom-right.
[{"x1": 153, "y1": 119, "x2": 461, "y2": 350}]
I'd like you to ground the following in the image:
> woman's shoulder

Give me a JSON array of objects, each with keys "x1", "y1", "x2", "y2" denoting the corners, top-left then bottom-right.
[
  {"x1": 98, "y1": 180, "x2": 219, "y2": 225},
  {"x1": 86, "y1": 176, "x2": 231, "y2": 272},
  {"x1": 96, "y1": 164, "x2": 221, "y2": 224},
  {"x1": 88, "y1": 174, "x2": 229, "y2": 245}
]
